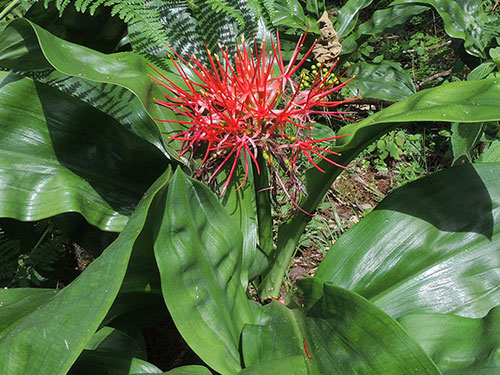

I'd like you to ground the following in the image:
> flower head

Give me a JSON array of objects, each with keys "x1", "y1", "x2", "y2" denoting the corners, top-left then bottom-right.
[{"x1": 151, "y1": 31, "x2": 357, "y2": 211}]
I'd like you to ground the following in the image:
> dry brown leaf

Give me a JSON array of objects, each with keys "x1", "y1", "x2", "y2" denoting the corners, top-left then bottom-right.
[{"x1": 312, "y1": 11, "x2": 342, "y2": 67}]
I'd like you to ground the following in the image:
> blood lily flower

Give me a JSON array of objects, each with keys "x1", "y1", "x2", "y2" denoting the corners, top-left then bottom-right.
[{"x1": 150, "y1": 31, "x2": 357, "y2": 211}]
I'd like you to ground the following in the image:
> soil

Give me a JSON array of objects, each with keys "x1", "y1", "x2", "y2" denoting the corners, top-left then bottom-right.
[{"x1": 289, "y1": 161, "x2": 395, "y2": 280}]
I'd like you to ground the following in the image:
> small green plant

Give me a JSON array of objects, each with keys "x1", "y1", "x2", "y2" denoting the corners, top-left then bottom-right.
[
  {"x1": 357, "y1": 128, "x2": 452, "y2": 190},
  {"x1": 358, "y1": 130, "x2": 425, "y2": 184},
  {"x1": 0, "y1": 220, "x2": 68, "y2": 288}
]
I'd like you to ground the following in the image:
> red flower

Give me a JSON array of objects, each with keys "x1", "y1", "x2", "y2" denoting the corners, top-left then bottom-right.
[{"x1": 151, "y1": 31, "x2": 357, "y2": 210}]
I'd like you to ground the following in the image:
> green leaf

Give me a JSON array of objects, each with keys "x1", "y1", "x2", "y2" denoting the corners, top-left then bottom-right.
[
  {"x1": 260, "y1": 78, "x2": 500, "y2": 298},
  {"x1": 335, "y1": 0, "x2": 373, "y2": 38},
  {"x1": 467, "y1": 61, "x2": 497, "y2": 81},
  {"x1": 0, "y1": 169, "x2": 172, "y2": 375},
  {"x1": 154, "y1": 169, "x2": 256, "y2": 375},
  {"x1": 477, "y1": 140, "x2": 500, "y2": 162},
  {"x1": 301, "y1": 279, "x2": 441, "y2": 374},
  {"x1": 305, "y1": 0, "x2": 324, "y2": 18},
  {"x1": 25, "y1": 2, "x2": 127, "y2": 54},
  {"x1": 491, "y1": 47, "x2": 500, "y2": 66},
  {"x1": 399, "y1": 307, "x2": 500, "y2": 374},
  {"x1": 221, "y1": 165, "x2": 260, "y2": 284},
  {"x1": 164, "y1": 366, "x2": 213, "y2": 375},
  {"x1": 69, "y1": 326, "x2": 158, "y2": 375},
  {"x1": 390, "y1": 0, "x2": 468, "y2": 39},
  {"x1": 242, "y1": 303, "x2": 306, "y2": 367},
  {"x1": 238, "y1": 356, "x2": 307, "y2": 375},
  {"x1": 377, "y1": 139, "x2": 387, "y2": 151},
  {"x1": 273, "y1": 0, "x2": 321, "y2": 33},
  {"x1": 0, "y1": 18, "x2": 171, "y2": 153},
  {"x1": 69, "y1": 351, "x2": 164, "y2": 375},
  {"x1": 341, "y1": 4, "x2": 429, "y2": 55},
  {"x1": 0, "y1": 72, "x2": 168, "y2": 231},
  {"x1": 390, "y1": 0, "x2": 495, "y2": 57},
  {"x1": 83, "y1": 326, "x2": 146, "y2": 359},
  {"x1": 451, "y1": 122, "x2": 483, "y2": 164},
  {"x1": 253, "y1": 153, "x2": 274, "y2": 273},
  {"x1": 316, "y1": 163, "x2": 500, "y2": 318},
  {"x1": 244, "y1": 279, "x2": 441, "y2": 374},
  {"x1": 0, "y1": 288, "x2": 57, "y2": 334}
]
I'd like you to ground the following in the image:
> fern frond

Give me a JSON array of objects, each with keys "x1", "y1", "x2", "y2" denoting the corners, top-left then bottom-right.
[
  {"x1": 27, "y1": 236, "x2": 65, "y2": 273},
  {"x1": 0, "y1": 229, "x2": 20, "y2": 286},
  {"x1": 261, "y1": 0, "x2": 277, "y2": 21},
  {"x1": 205, "y1": 0, "x2": 245, "y2": 29},
  {"x1": 29, "y1": 0, "x2": 272, "y2": 69}
]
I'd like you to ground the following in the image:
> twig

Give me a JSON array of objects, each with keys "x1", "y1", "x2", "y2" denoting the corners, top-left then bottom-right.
[
  {"x1": 492, "y1": 0, "x2": 500, "y2": 12},
  {"x1": 402, "y1": 40, "x2": 452, "y2": 55},
  {"x1": 416, "y1": 69, "x2": 452, "y2": 90},
  {"x1": 350, "y1": 98, "x2": 395, "y2": 106}
]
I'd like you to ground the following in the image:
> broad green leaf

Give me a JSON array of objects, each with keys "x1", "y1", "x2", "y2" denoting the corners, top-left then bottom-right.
[
  {"x1": 300, "y1": 279, "x2": 441, "y2": 374},
  {"x1": 399, "y1": 307, "x2": 500, "y2": 374},
  {"x1": 238, "y1": 356, "x2": 307, "y2": 375},
  {"x1": 83, "y1": 326, "x2": 146, "y2": 359},
  {"x1": 69, "y1": 351, "x2": 163, "y2": 375},
  {"x1": 273, "y1": 0, "x2": 321, "y2": 33},
  {"x1": 154, "y1": 169, "x2": 255, "y2": 375},
  {"x1": 244, "y1": 279, "x2": 441, "y2": 374},
  {"x1": 316, "y1": 163, "x2": 500, "y2": 318},
  {"x1": 69, "y1": 326, "x2": 158, "y2": 375},
  {"x1": 221, "y1": 165, "x2": 259, "y2": 284},
  {"x1": 0, "y1": 288, "x2": 57, "y2": 334},
  {"x1": 390, "y1": 0, "x2": 497, "y2": 57},
  {"x1": 390, "y1": 0, "x2": 468, "y2": 39},
  {"x1": 220, "y1": 160, "x2": 272, "y2": 281},
  {"x1": 0, "y1": 18, "x2": 172, "y2": 153},
  {"x1": 350, "y1": 61, "x2": 416, "y2": 101},
  {"x1": 260, "y1": 78, "x2": 500, "y2": 298},
  {"x1": 0, "y1": 72, "x2": 168, "y2": 231},
  {"x1": 29, "y1": 0, "x2": 271, "y2": 68},
  {"x1": 242, "y1": 303, "x2": 306, "y2": 367},
  {"x1": 305, "y1": 0, "x2": 324, "y2": 18},
  {"x1": 24, "y1": 1, "x2": 127, "y2": 54},
  {"x1": 252, "y1": 155, "x2": 274, "y2": 279},
  {"x1": 164, "y1": 366, "x2": 213, "y2": 375},
  {"x1": 0, "y1": 170, "x2": 172, "y2": 375},
  {"x1": 451, "y1": 122, "x2": 484, "y2": 164},
  {"x1": 335, "y1": 0, "x2": 373, "y2": 38},
  {"x1": 341, "y1": 4, "x2": 429, "y2": 55}
]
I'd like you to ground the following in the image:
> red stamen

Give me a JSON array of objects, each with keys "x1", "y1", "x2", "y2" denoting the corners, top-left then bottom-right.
[{"x1": 303, "y1": 338, "x2": 312, "y2": 359}]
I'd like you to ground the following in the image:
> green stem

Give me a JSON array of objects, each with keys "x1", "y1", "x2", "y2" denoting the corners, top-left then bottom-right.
[
  {"x1": 32, "y1": 224, "x2": 51, "y2": 253},
  {"x1": 258, "y1": 123, "x2": 400, "y2": 299}
]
